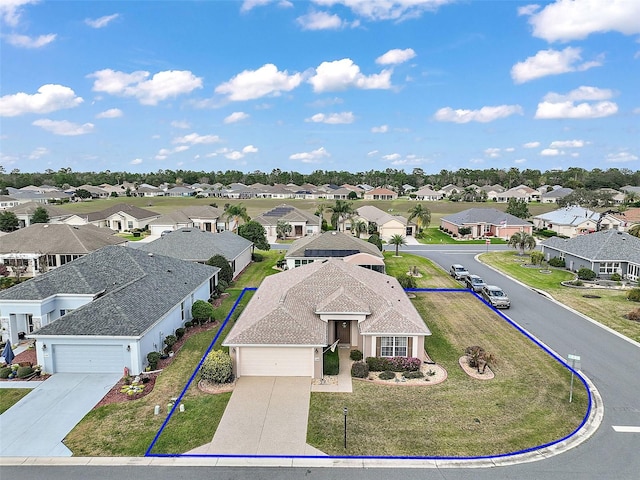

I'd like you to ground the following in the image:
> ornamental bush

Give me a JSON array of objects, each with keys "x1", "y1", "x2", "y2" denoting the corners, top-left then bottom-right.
[
  {"x1": 349, "y1": 349, "x2": 363, "y2": 361},
  {"x1": 0, "y1": 367, "x2": 11, "y2": 379},
  {"x1": 627, "y1": 288, "x2": 640, "y2": 302},
  {"x1": 163, "y1": 334, "x2": 177, "y2": 351},
  {"x1": 200, "y1": 349, "x2": 233, "y2": 384},
  {"x1": 577, "y1": 268, "x2": 596, "y2": 281},
  {"x1": 610, "y1": 273, "x2": 622, "y2": 282},
  {"x1": 323, "y1": 349, "x2": 339, "y2": 376},
  {"x1": 387, "y1": 356, "x2": 422, "y2": 372},
  {"x1": 396, "y1": 273, "x2": 417, "y2": 289},
  {"x1": 147, "y1": 351, "x2": 161, "y2": 370},
  {"x1": 366, "y1": 356, "x2": 390, "y2": 372},
  {"x1": 626, "y1": 308, "x2": 640, "y2": 322},
  {"x1": 548, "y1": 257, "x2": 566, "y2": 268},
  {"x1": 175, "y1": 327, "x2": 185, "y2": 340},
  {"x1": 192, "y1": 299, "x2": 215, "y2": 324},
  {"x1": 378, "y1": 370, "x2": 396, "y2": 380},
  {"x1": 402, "y1": 370, "x2": 424, "y2": 379},
  {"x1": 350, "y1": 361, "x2": 369, "y2": 378},
  {"x1": 17, "y1": 366, "x2": 34, "y2": 378}
]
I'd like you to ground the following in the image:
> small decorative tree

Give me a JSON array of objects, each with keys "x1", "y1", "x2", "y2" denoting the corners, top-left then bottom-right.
[
  {"x1": 200, "y1": 349, "x2": 233, "y2": 384},
  {"x1": 530, "y1": 250, "x2": 544, "y2": 266},
  {"x1": 192, "y1": 299, "x2": 215, "y2": 324}
]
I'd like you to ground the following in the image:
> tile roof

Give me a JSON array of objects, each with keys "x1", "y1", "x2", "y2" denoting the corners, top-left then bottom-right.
[
  {"x1": 224, "y1": 259, "x2": 430, "y2": 346},
  {"x1": 286, "y1": 231, "x2": 383, "y2": 258},
  {"x1": 85, "y1": 203, "x2": 160, "y2": 221},
  {"x1": 542, "y1": 230, "x2": 640, "y2": 263},
  {"x1": 138, "y1": 229, "x2": 252, "y2": 262},
  {"x1": 0, "y1": 245, "x2": 219, "y2": 337},
  {"x1": 0, "y1": 224, "x2": 126, "y2": 254},
  {"x1": 441, "y1": 208, "x2": 532, "y2": 226}
]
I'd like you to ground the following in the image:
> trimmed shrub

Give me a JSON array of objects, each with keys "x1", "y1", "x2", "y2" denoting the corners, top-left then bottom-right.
[
  {"x1": 627, "y1": 308, "x2": 640, "y2": 322},
  {"x1": 349, "y1": 349, "x2": 363, "y2": 361},
  {"x1": 366, "y1": 356, "x2": 390, "y2": 372},
  {"x1": 164, "y1": 334, "x2": 177, "y2": 351},
  {"x1": 367, "y1": 234, "x2": 383, "y2": 251},
  {"x1": 387, "y1": 356, "x2": 422, "y2": 372},
  {"x1": 184, "y1": 321, "x2": 193, "y2": 328},
  {"x1": 175, "y1": 327, "x2": 185, "y2": 340},
  {"x1": 396, "y1": 273, "x2": 417, "y2": 289},
  {"x1": 323, "y1": 349, "x2": 339, "y2": 376},
  {"x1": 147, "y1": 351, "x2": 161, "y2": 370},
  {"x1": 252, "y1": 252, "x2": 264, "y2": 262},
  {"x1": 192, "y1": 299, "x2": 215, "y2": 324},
  {"x1": 378, "y1": 370, "x2": 396, "y2": 380},
  {"x1": 538, "y1": 229, "x2": 558, "y2": 238},
  {"x1": 200, "y1": 349, "x2": 233, "y2": 384},
  {"x1": 627, "y1": 288, "x2": 640, "y2": 302},
  {"x1": 0, "y1": 367, "x2": 11, "y2": 379},
  {"x1": 610, "y1": 272, "x2": 622, "y2": 282},
  {"x1": 206, "y1": 255, "x2": 234, "y2": 284},
  {"x1": 458, "y1": 226, "x2": 471, "y2": 236},
  {"x1": 351, "y1": 361, "x2": 369, "y2": 378},
  {"x1": 548, "y1": 257, "x2": 565, "y2": 268},
  {"x1": 577, "y1": 268, "x2": 596, "y2": 281},
  {"x1": 17, "y1": 366, "x2": 34, "y2": 378},
  {"x1": 403, "y1": 370, "x2": 424, "y2": 379}
]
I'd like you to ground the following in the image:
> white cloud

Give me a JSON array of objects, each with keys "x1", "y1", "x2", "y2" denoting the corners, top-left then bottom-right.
[
  {"x1": 171, "y1": 120, "x2": 190, "y2": 129},
  {"x1": 240, "y1": 0, "x2": 292, "y2": 12},
  {"x1": 130, "y1": 158, "x2": 143, "y2": 165},
  {"x1": 382, "y1": 153, "x2": 401, "y2": 160},
  {"x1": 433, "y1": 104, "x2": 523, "y2": 123},
  {"x1": 517, "y1": 4, "x2": 540, "y2": 16},
  {"x1": 514, "y1": 158, "x2": 528, "y2": 164},
  {"x1": 0, "y1": 84, "x2": 83, "y2": 117},
  {"x1": 224, "y1": 111, "x2": 250, "y2": 124},
  {"x1": 376, "y1": 48, "x2": 416, "y2": 65},
  {"x1": 32, "y1": 119, "x2": 94, "y2": 136},
  {"x1": 523, "y1": 141, "x2": 540, "y2": 148},
  {"x1": 543, "y1": 85, "x2": 613, "y2": 102},
  {"x1": 306, "y1": 112, "x2": 355, "y2": 124},
  {"x1": 297, "y1": 10, "x2": 345, "y2": 30},
  {"x1": 225, "y1": 151, "x2": 244, "y2": 160},
  {"x1": 85, "y1": 13, "x2": 119, "y2": 28},
  {"x1": 242, "y1": 145, "x2": 258, "y2": 153},
  {"x1": 484, "y1": 148, "x2": 501, "y2": 158},
  {"x1": 310, "y1": 0, "x2": 454, "y2": 21},
  {"x1": 511, "y1": 47, "x2": 602, "y2": 84},
  {"x1": 469, "y1": 158, "x2": 484, "y2": 164},
  {"x1": 173, "y1": 145, "x2": 190, "y2": 153},
  {"x1": 367, "y1": 150, "x2": 379, "y2": 156},
  {"x1": 0, "y1": 0, "x2": 38, "y2": 27},
  {"x1": 371, "y1": 125, "x2": 388, "y2": 133},
  {"x1": 289, "y1": 146, "x2": 330, "y2": 162},
  {"x1": 5, "y1": 33, "x2": 56, "y2": 48},
  {"x1": 96, "y1": 108, "x2": 123, "y2": 119},
  {"x1": 28, "y1": 147, "x2": 49, "y2": 160},
  {"x1": 549, "y1": 139, "x2": 585, "y2": 148},
  {"x1": 215, "y1": 64, "x2": 302, "y2": 101},
  {"x1": 155, "y1": 145, "x2": 190, "y2": 160},
  {"x1": 528, "y1": 0, "x2": 640, "y2": 42},
  {"x1": 606, "y1": 151, "x2": 638, "y2": 163},
  {"x1": 541, "y1": 148, "x2": 563, "y2": 156},
  {"x1": 88, "y1": 69, "x2": 203, "y2": 105},
  {"x1": 173, "y1": 133, "x2": 221, "y2": 145},
  {"x1": 308, "y1": 58, "x2": 392, "y2": 92},
  {"x1": 633, "y1": 107, "x2": 640, "y2": 115},
  {"x1": 535, "y1": 86, "x2": 618, "y2": 119}
]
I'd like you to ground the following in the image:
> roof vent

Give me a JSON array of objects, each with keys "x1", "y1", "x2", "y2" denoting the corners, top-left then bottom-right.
[
  {"x1": 43, "y1": 224, "x2": 48, "y2": 228},
  {"x1": 148, "y1": 252, "x2": 154, "y2": 256},
  {"x1": 331, "y1": 231, "x2": 337, "y2": 235}
]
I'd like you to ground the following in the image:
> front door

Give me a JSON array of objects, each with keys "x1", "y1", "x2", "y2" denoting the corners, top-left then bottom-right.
[{"x1": 335, "y1": 321, "x2": 351, "y2": 345}]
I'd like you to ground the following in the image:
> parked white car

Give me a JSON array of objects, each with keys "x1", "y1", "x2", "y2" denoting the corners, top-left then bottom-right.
[
  {"x1": 449, "y1": 264, "x2": 469, "y2": 280},
  {"x1": 465, "y1": 274, "x2": 486, "y2": 292},
  {"x1": 481, "y1": 285, "x2": 511, "y2": 309}
]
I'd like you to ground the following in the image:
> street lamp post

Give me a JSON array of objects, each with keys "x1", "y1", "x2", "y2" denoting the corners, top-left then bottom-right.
[{"x1": 343, "y1": 407, "x2": 348, "y2": 449}]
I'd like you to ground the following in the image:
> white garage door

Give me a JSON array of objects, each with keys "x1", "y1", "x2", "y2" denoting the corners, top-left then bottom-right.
[
  {"x1": 52, "y1": 344, "x2": 124, "y2": 373},
  {"x1": 238, "y1": 347, "x2": 313, "y2": 377}
]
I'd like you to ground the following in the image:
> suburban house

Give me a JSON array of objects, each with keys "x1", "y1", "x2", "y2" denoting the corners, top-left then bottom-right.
[
  {"x1": 363, "y1": 187, "x2": 398, "y2": 201},
  {"x1": 8, "y1": 202, "x2": 87, "y2": 228},
  {"x1": 0, "y1": 246, "x2": 219, "y2": 374},
  {"x1": 541, "y1": 187, "x2": 574, "y2": 203},
  {"x1": 284, "y1": 231, "x2": 385, "y2": 272},
  {"x1": 354, "y1": 205, "x2": 416, "y2": 241},
  {"x1": 440, "y1": 208, "x2": 533, "y2": 240},
  {"x1": 223, "y1": 259, "x2": 431, "y2": 378},
  {"x1": 147, "y1": 205, "x2": 225, "y2": 235},
  {"x1": 75, "y1": 184, "x2": 110, "y2": 199},
  {"x1": 532, "y1": 206, "x2": 600, "y2": 238},
  {"x1": 600, "y1": 208, "x2": 640, "y2": 233},
  {"x1": 85, "y1": 203, "x2": 160, "y2": 232},
  {"x1": 0, "y1": 223, "x2": 127, "y2": 277},
  {"x1": 413, "y1": 186, "x2": 443, "y2": 201},
  {"x1": 490, "y1": 185, "x2": 540, "y2": 203},
  {"x1": 137, "y1": 228, "x2": 252, "y2": 279},
  {"x1": 0, "y1": 196, "x2": 20, "y2": 210},
  {"x1": 541, "y1": 230, "x2": 640, "y2": 282},
  {"x1": 253, "y1": 204, "x2": 322, "y2": 243}
]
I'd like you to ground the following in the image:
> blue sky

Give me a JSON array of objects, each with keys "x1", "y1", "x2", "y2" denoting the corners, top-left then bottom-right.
[{"x1": 1, "y1": 0, "x2": 639, "y2": 175}]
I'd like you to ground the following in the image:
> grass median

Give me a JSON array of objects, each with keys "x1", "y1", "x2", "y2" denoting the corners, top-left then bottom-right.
[{"x1": 0, "y1": 389, "x2": 31, "y2": 414}]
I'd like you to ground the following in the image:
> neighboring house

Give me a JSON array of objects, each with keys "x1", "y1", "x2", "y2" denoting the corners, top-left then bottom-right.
[
  {"x1": 0, "y1": 196, "x2": 20, "y2": 210},
  {"x1": 284, "y1": 231, "x2": 385, "y2": 272},
  {"x1": 5, "y1": 188, "x2": 70, "y2": 205},
  {"x1": 541, "y1": 230, "x2": 640, "y2": 282},
  {"x1": 598, "y1": 188, "x2": 625, "y2": 204},
  {"x1": 165, "y1": 186, "x2": 196, "y2": 197},
  {"x1": 76, "y1": 184, "x2": 109, "y2": 199},
  {"x1": 354, "y1": 205, "x2": 416, "y2": 241},
  {"x1": 491, "y1": 185, "x2": 540, "y2": 203},
  {"x1": 532, "y1": 206, "x2": 600, "y2": 238},
  {"x1": 541, "y1": 187, "x2": 574, "y2": 204},
  {"x1": 440, "y1": 208, "x2": 533, "y2": 240},
  {"x1": 413, "y1": 186, "x2": 443, "y2": 201},
  {"x1": 85, "y1": 203, "x2": 160, "y2": 232},
  {"x1": 224, "y1": 259, "x2": 431, "y2": 378},
  {"x1": 323, "y1": 187, "x2": 352, "y2": 200},
  {"x1": 0, "y1": 246, "x2": 220, "y2": 374},
  {"x1": 253, "y1": 204, "x2": 322, "y2": 243},
  {"x1": 137, "y1": 228, "x2": 252, "y2": 279},
  {"x1": 438, "y1": 184, "x2": 461, "y2": 198},
  {"x1": 8, "y1": 201, "x2": 87, "y2": 228},
  {"x1": 363, "y1": 187, "x2": 398, "y2": 201},
  {"x1": 0, "y1": 223, "x2": 127, "y2": 277},
  {"x1": 147, "y1": 205, "x2": 225, "y2": 235},
  {"x1": 601, "y1": 208, "x2": 640, "y2": 233},
  {"x1": 136, "y1": 185, "x2": 165, "y2": 197}
]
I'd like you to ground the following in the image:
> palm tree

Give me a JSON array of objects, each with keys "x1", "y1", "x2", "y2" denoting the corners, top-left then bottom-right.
[
  {"x1": 628, "y1": 224, "x2": 640, "y2": 238},
  {"x1": 276, "y1": 220, "x2": 292, "y2": 240},
  {"x1": 329, "y1": 199, "x2": 354, "y2": 232},
  {"x1": 508, "y1": 231, "x2": 537, "y2": 255},
  {"x1": 352, "y1": 220, "x2": 367, "y2": 238},
  {"x1": 389, "y1": 234, "x2": 407, "y2": 257},
  {"x1": 224, "y1": 203, "x2": 250, "y2": 232},
  {"x1": 407, "y1": 203, "x2": 431, "y2": 235}
]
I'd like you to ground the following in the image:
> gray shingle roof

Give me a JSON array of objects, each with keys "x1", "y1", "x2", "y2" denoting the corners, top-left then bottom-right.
[
  {"x1": 0, "y1": 246, "x2": 219, "y2": 337},
  {"x1": 441, "y1": 208, "x2": 532, "y2": 226},
  {"x1": 253, "y1": 204, "x2": 321, "y2": 226},
  {"x1": 8, "y1": 201, "x2": 70, "y2": 217},
  {"x1": 286, "y1": 231, "x2": 383, "y2": 258},
  {"x1": 356, "y1": 205, "x2": 411, "y2": 226},
  {"x1": 542, "y1": 230, "x2": 640, "y2": 263},
  {"x1": 138, "y1": 229, "x2": 252, "y2": 262},
  {"x1": 85, "y1": 203, "x2": 159, "y2": 222},
  {"x1": 224, "y1": 259, "x2": 430, "y2": 346}
]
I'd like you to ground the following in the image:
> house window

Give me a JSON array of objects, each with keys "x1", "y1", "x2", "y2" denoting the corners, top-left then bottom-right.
[
  {"x1": 380, "y1": 337, "x2": 408, "y2": 357},
  {"x1": 127, "y1": 221, "x2": 134, "y2": 229},
  {"x1": 294, "y1": 259, "x2": 313, "y2": 268},
  {"x1": 59, "y1": 254, "x2": 81, "y2": 265},
  {"x1": 60, "y1": 309, "x2": 73, "y2": 317},
  {"x1": 47, "y1": 255, "x2": 57, "y2": 267},
  {"x1": 27, "y1": 314, "x2": 34, "y2": 333},
  {"x1": 599, "y1": 262, "x2": 621, "y2": 275},
  {"x1": 105, "y1": 220, "x2": 110, "y2": 227},
  {"x1": 181, "y1": 301, "x2": 185, "y2": 321}
]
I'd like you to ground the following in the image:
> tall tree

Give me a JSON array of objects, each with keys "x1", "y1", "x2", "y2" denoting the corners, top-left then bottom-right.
[
  {"x1": 389, "y1": 234, "x2": 407, "y2": 257},
  {"x1": 352, "y1": 220, "x2": 367, "y2": 238},
  {"x1": 508, "y1": 231, "x2": 536, "y2": 255},
  {"x1": 30, "y1": 206, "x2": 50, "y2": 224},
  {"x1": 0, "y1": 211, "x2": 19, "y2": 232},
  {"x1": 206, "y1": 254, "x2": 234, "y2": 284},
  {"x1": 407, "y1": 203, "x2": 431, "y2": 234},
  {"x1": 238, "y1": 220, "x2": 270, "y2": 251},
  {"x1": 628, "y1": 224, "x2": 640, "y2": 238},
  {"x1": 505, "y1": 198, "x2": 531, "y2": 219},
  {"x1": 224, "y1": 203, "x2": 250, "y2": 232},
  {"x1": 329, "y1": 199, "x2": 354, "y2": 232},
  {"x1": 276, "y1": 220, "x2": 292, "y2": 240}
]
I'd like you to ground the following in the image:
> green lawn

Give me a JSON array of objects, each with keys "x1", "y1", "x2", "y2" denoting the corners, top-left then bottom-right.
[
  {"x1": 307, "y1": 291, "x2": 588, "y2": 457},
  {"x1": 418, "y1": 227, "x2": 507, "y2": 245},
  {"x1": 0, "y1": 388, "x2": 31, "y2": 414},
  {"x1": 383, "y1": 251, "x2": 461, "y2": 289},
  {"x1": 480, "y1": 251, "x2": 640, "y2": 343}
]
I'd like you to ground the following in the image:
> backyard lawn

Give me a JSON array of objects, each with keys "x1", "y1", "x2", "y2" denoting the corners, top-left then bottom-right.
[{"x1": 480, "y1": 251, "x2": 640, "y2": 343}]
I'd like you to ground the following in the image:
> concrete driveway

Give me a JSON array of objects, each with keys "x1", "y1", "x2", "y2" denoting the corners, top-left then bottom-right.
[
  {"x1": 200, "y1": 376, "x2": 324, "y2": 456},
  {"x1": 0, "y1": 373, "x2": 121, "y2": 457}
]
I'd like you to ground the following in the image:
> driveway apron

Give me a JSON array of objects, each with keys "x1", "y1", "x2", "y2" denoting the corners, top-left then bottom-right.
[
  {"x1": 0, "y1": 373, "x2": 121, "y2": 457},
  {"x1": 206, "y1": 376, "x2": 312, "y2": 455}
]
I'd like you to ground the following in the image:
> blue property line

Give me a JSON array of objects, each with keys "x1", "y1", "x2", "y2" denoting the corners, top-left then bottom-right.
[
  {"x1": 146, "y1": 287, "x2": 592, "y2": 460},
  {"x1": 145, "y1": 287, "x2": 257, "y2": 457}
]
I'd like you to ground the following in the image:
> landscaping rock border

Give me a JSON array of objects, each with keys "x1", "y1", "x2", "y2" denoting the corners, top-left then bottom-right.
[{"x1": 458, "y1": 356, "x2": 494, "y2": 380}]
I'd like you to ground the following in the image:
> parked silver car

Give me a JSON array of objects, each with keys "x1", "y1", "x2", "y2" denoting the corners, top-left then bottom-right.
[
  {"x1": 465, "y1": 274, "x2": 487, "y2": 292},
  {"x1": 481, "y1": 285, "x2": 510, "y2": 309},
  {"x1": 449, "y1": 264, "x2": 469, "y2": 280}
]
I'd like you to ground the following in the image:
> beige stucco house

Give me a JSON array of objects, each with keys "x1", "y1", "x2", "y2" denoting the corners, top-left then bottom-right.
[
  {"x1": 353, "y1": 205, "x2": 416, "y2": 241},
  {"x1": 224, "y1": 259, "x2": 431, "y2": 378}
]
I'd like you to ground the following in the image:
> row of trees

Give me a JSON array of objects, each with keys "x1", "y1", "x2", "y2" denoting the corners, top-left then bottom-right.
[{"x1": 2, "y1": 166, "x2": 638, "y2": 193}]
